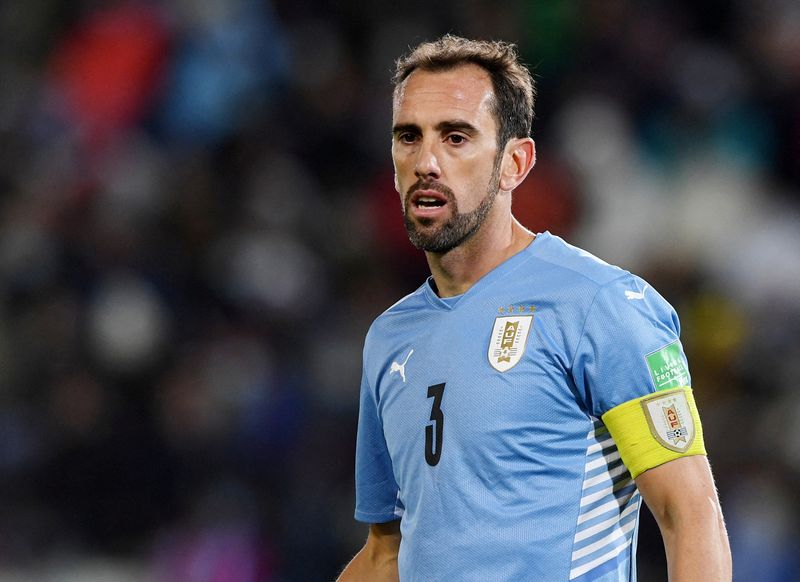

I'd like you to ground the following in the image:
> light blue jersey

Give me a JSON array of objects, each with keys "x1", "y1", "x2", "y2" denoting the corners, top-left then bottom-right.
[{"x1": 355, "y1": 232, "x2": 690, "y2": 581}]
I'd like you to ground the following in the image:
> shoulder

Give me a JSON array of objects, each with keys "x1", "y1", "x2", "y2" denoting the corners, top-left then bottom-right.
[
  {"x1": 529, "y1": 232, "x2": 629, "y2": 290},
  {"x1": 363, "y1": 282, "x2": 429, "y2": 359},
  {"x1": 527, "y1": 233, "x2": 678, "y2": 329},
  {"x1": 370, "y1": 282, "x2": 429, "y2": 329}
]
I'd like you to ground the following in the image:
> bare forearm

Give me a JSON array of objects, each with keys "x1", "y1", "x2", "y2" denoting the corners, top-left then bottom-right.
[
  {"x1": 337, "y1": 545, "x2": 399, "y2": 582},
  {"x1": 637, "y1": 457, "x2": 732, "y2": 581},
  {"x1": 661, "y1": 495, "x2": 732, "y2": 581},
  {"x1": 337, "y1": 522, "x2": 401, "y2": 582}
]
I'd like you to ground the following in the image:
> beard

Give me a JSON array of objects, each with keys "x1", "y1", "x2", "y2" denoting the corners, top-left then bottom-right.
[{"x1": 403, "y1": 157, "x2": 502, "y2": 254}]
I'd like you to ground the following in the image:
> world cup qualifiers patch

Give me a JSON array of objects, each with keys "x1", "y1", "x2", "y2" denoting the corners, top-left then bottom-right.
[
  {"x1": 641, "y1": 389, "x2": 696, "y2": 453},
  {"x1": 645, "y1": 341, "x2": 690, "y2": 391}
]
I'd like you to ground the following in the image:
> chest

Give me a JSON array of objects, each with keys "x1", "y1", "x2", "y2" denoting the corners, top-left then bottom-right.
[{"x1": 373, "y1": 303, "x2": 587, "y2": 482}]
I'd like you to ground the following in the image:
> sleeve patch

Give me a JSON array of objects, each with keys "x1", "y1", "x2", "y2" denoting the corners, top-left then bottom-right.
[{"x1": 645, "y1": 341, "x2": 690, "y2": 390}]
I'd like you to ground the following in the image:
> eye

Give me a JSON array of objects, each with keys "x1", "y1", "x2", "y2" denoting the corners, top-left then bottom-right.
[
  {"x1": 397, "y1": 132, "x2": 418, "y2": 144},
  {"x1": 446, "y1": 134, "x2": 467, "y2": 145}
]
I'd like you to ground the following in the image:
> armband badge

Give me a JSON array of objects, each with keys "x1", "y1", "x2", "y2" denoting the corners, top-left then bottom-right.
[{"x1": 641, "y1": 389, "x2": 696, "y2": 453}]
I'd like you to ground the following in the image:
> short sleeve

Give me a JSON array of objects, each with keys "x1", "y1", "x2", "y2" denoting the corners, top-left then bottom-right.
[
  {"x1": 354, "y1": 368, "x2": 401, "y2": 523},
  {"x1": 571, "y1": 274, "x2": 690, "y2": 418}
]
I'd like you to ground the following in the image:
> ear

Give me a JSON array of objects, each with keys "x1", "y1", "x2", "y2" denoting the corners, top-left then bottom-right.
[{"x1": 499, "y1": 138, "x2": 536, "y2": 192}]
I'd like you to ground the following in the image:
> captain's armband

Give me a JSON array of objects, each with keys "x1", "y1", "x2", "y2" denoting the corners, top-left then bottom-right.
[{"x1": 601, "y1": 386, "x2": 706, "y2": 479}]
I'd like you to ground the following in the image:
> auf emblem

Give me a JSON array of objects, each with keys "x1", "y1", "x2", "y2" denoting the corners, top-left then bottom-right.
[
  {"x1": 662, "y1": 405, "x2": 688, "y2": 445},
  {"x1": 488, "y1": 315, "x2": 533, "y2": 372},
  {"x1": 641, "y1": 389, "x2": 696, "y2": 453}
]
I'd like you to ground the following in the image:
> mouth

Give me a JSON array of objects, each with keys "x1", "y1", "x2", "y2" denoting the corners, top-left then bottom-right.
[{"x1": 408, "y1": 189, "x2": 450, "y2": 218}]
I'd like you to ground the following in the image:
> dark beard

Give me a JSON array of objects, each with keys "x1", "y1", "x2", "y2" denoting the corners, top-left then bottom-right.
[{"x1": 403, "y1": 159, "x2": 502, "y2": 254}]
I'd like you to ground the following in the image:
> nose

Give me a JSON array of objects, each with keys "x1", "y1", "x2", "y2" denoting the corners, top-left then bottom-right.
[{"x1": 414, "y1": 140, "x2": 441, "y2": 180}]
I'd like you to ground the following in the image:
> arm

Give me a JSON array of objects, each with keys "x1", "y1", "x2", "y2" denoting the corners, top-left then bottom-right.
[
  {"x1": 636, "y1": 455, "x2": 732, "y2": 581},
  {"x1": 337, "y1": 520, "x2": 401, "y2": 581}
]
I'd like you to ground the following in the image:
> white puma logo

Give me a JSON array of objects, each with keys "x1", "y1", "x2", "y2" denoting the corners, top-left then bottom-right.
[
  {"x1": 625, "y1": 284, "x2": 649, "y2": 300},
  {"x1": 389, "y1": 349, "x2": 414, "y2": 383}
]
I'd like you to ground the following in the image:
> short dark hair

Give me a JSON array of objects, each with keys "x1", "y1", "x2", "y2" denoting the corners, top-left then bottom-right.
[{"x1": 393, "y1": 34, "x2": 536, "y2": 148}]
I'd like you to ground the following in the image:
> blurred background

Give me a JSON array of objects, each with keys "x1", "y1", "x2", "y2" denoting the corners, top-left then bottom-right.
[{"x1": 0, "y1": 0, "x2": 798, "y2": 580}]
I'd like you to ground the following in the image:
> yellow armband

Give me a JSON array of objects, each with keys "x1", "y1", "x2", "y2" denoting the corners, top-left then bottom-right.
[{"x1": 601, "y1": 386, "x2": 706, "y2": 479}]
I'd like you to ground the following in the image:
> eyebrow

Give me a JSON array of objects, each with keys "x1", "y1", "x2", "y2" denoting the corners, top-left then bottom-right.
[
  {"x1": 392, "y1": 123, "x2": 420, "y2": 137},
  {"x1": 436, "y1": 120, "x2": 480, "y2": 135},
  {"x1": 392, "y1": 120, "x2": 481, "y2": 137}
]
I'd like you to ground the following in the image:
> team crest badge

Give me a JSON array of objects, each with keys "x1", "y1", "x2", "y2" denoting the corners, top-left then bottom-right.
[
  {"x1": 488, "y1": 315, "x2": 533, "y2": 372},
  {"x1": 641, "y1": 389, "x2": 696, "y2": 452}
]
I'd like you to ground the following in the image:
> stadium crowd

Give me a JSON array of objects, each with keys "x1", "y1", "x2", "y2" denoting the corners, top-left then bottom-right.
[{"x1": 0, "y1": 0, "x2": 798, "y2": 580}]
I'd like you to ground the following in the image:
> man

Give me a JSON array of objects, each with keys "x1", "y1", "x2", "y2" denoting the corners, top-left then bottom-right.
[{"x1": 338, "y1": 35, "x2": 731, "y2": 581}]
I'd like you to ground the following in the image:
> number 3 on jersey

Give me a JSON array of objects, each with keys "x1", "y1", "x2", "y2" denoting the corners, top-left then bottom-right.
[{"x1": 425, "y1": 383, "x2": 446, "y2": 466}]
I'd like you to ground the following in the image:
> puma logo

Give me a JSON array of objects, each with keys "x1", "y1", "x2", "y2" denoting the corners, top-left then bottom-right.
[
  {"x1": 625, "y1": 284, "x2": 649, "y2": 301},
  {"x1": 389, "y1": 349, "x2": 414, "y2": 383}
]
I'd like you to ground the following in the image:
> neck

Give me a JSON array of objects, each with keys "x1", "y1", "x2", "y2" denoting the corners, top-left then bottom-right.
[{"x1": 426, "y1": 211, "x2": 535, "y2": 298}]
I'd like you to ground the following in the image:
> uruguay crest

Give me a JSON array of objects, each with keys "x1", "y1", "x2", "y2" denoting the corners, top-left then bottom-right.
[
  {"x1": 488, "y1": 315, "x2": 533, "y2": 372},
  {"x1": 641, "y1": 389, "x2": 696, "y2": 452}
]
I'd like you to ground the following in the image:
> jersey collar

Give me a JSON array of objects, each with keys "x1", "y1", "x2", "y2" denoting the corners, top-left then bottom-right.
[{"x1": 421, "y1": 231, "x2": 549, "y2": 310}]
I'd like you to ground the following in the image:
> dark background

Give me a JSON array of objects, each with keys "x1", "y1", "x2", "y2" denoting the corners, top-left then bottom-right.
[{"x1": 0, "y1": 0, "x2": 798, "y2": 580}]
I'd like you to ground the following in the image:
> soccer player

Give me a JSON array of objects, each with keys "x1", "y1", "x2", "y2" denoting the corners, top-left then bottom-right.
[{"x1": 338, "y1": 35, "x2": 731, "y2": 581}]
